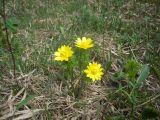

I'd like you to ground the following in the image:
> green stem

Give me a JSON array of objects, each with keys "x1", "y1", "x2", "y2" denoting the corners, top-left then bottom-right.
[
  {"x1": 78, "y1": 49, "x2": 84, "y2": 75},
  {"x1": 131, "y1": 103, "x2": 134, "y2": 120},
  {"x1": 121, "y1": 89, "x2": 136, "y2": 119},
  {"x1": 65, "y1": 61, "x2": 74, "y2": 96},
  {"x1": 130, "y1": 90, "x2": 136, "y2": 119}
]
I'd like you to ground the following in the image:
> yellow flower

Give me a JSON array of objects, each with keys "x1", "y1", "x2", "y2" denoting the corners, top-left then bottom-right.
[
  {"x1": 84, "y1": 62, "x2": 104, "y2": 81},
  {"x1": 75, "y1": 37, "x2": 94, "y2": 49},
  {"x1": 54, "y1": 45, "x2": 73, "y2": 61}
]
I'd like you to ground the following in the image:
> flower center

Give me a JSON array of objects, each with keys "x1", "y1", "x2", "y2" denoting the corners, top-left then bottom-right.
[
  {"x1": 60, "y1": 52, "x2": 66, "y2": 57},
  {"x1": 90, "y1": 68, "x2": 97, "y2": 75}
]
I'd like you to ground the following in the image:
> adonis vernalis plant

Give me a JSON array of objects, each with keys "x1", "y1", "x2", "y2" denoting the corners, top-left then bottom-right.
[
  {"x1": 52, "y1": 37, "x2": 104, "y2": 97},
  {"x1": 54, "y1": 45, "x2": 73, "y2": 61},
  {"x1": 75, "y1": 37, "x2": 94, "y2": 49}
]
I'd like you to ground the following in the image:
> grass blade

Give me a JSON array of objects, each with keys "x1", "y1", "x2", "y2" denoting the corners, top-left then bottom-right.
[{"x1": 16, "y1": 95, "x2": 34, "y2": 110}]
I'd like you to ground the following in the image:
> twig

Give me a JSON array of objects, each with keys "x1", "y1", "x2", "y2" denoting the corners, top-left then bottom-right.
[
  {"x1": 2, "y1": 0, "x2": 16, "y2": 78},
  {"x1": 120, "y1": 94, "x2": 160, "y2": 113},
  {"x1": 136, "y1": 94, "x2": 160, "y2": 108}
]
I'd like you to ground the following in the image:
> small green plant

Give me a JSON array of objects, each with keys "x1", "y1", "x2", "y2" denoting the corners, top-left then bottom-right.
[
  {"x1": 52, "y1": 37, "x2": 104, "y2": 98},
  {"x1": 111, "y1": 59, "x2": 150, "y2": 119}
]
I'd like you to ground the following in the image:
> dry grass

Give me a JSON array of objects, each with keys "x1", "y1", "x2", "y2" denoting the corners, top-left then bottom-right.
[{"x1": 0, "y1": 72, "x2": 107, "y2": 119}]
